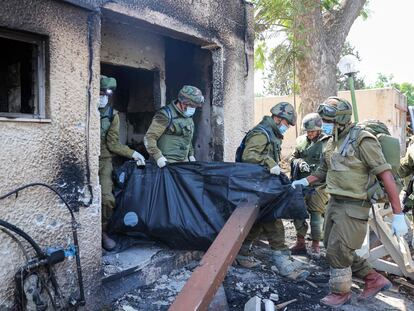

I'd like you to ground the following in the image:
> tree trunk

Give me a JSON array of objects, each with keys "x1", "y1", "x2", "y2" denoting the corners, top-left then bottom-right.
[{"x1": 293, "y1": 0, "x2": 366, "y2": 115}]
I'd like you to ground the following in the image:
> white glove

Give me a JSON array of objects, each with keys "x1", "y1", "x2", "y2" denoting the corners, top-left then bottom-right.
[
  {"x1": 189, "y1": 156, "x2": 196, "y2": 162},
  {"x1": 270, "y1": 165, "x2": 281, "y2": 175},
  {"x1": 299, "y1": 161, "x2": 310, "y2": 173},
  {"x1": 291, "y1": 178, "x2": 309, "y2": 189},
  {"x1": 132, "y1": 151, "x2": 146, "y2": 166},
  {"x1": 392, "y1": 213, "x2": 408, "y2": 237},
  {"x1": 157, "y1": 156, "x2": 168, "y2": 168}
]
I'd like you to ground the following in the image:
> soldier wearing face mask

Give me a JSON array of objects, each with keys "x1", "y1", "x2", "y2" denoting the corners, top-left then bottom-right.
[
  {"x1": 99, "y1": 75, "x2": 146, "y2": 251},
  {"x1": 236, "y1": 102, "x2": 310, "y2": 281},
  {"x1": 144, "y1": 85, "x2": 204, "y2": 168}
]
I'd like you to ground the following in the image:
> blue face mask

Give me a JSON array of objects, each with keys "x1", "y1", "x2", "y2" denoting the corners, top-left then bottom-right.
[
  {"x1": 184, "y1": 107, "x2": 196, "y2": 117},
  {"x1": 322, "y1": 123, "x2": 334, "y2": 135},
  {"x1": 278, "y1": 124, "x2": 289, "y2": 134}
]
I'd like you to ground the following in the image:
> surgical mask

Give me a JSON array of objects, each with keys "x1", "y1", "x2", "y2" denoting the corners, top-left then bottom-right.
[
  {"x1": 184, "y1": 107, "x2": 196, "y2": 117},
  {"x1": 99, "y1": 95, "x2": 108, "y2": 108},
  {"x1": 322, "y1": 122, "x2": 334, "y2": 135},
  {"x1": 278, "y1": 124, "x2": 289, "y2": 134}
]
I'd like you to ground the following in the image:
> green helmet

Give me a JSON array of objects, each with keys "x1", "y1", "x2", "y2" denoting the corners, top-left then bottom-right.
[
  {"x1": 178, "y1": 85, "x2": 204, "y2": 107},
  {"x1": 317, "y1": 96, "x2": 352, "y2": 125},
  {"x1": 270, "y1": 102, "x2": 297, "y2": 126},
  {"x1": 302, "y1": 113, "x2": 322, "y2": 131},
  {"x1": 100, "y1": 75, "x2": 117, "y2": 91}
]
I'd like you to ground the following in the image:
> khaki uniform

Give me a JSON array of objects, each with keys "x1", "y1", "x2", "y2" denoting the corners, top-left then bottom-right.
[
  {"x1": 313, "y1": 124, "x2": 391, "y2": 278},
  {"x1": 100, "y1": 106, "x2": 135, "y2": 230},
  {"x1": 290, "y1": 133, "x2": 330, "y2": 240},
  {"x1": 144, "y1": 102, "x2": 194, "y2": 163},
  {"x1": 241, "y1": 116, "x2": 287, "y2": 251}
]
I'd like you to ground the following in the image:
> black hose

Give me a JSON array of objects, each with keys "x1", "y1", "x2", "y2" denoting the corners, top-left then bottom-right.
[{"x1": 0, "y1": 183, "x2": 85, "y2": 306}]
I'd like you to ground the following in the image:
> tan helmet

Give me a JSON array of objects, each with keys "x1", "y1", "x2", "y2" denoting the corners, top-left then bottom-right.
[
  {"x1": 270, "y1": 102, "x2": 297, "y2": 126},
  {"x1": 302, "y1": 113, "x2": 323, "y2": 131}
]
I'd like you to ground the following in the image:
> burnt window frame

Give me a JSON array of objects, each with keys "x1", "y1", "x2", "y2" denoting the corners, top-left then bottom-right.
[{"x1": 0, "y1": 28, "x2": 46, "y2": 119}]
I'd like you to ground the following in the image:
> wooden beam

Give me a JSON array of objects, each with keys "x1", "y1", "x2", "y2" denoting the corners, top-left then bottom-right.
[{"x1": 169, "y1": 202, "x2": 259, "y2": 311}]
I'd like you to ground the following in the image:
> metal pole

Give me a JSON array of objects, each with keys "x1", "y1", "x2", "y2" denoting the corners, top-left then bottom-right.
[{"x1": 347, "y1": 74, "x2": 359, "y2": 122}]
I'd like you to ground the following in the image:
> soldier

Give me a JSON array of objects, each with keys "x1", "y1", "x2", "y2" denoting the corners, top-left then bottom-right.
[
  {"x1": 99, "y1": 75, "x2": 146, "y2": 251},
  {"x1": 398, "y1": 140, "x2": 414, "y2": 217},
  {"x1": 289, "y1": 113, "x2": 330, "y2": 256},
  {"x1": 144, "y1": 85, "x2": 204, "y2": 167},
  {"x1": 292, "y1": 97, "x2": 408, "y2": 307},
  {"x1": 238, "y1": 102, "x2": 309, "y2": 281}
]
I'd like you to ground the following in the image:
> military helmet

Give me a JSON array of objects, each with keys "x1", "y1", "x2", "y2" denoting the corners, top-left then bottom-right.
[
  {"x1": 178, "y1": 85, "x2": 204, "y2": 107},
  {"x1": 100, "y1": 75, "x2": 117, "y2": 91},
  {"x1": 317, "y1": 96, "x2": 352, "y2": 125},
  {"x1": 270, "y1": 102, "x2": 297, "y2": 126},
  {"x1": 302, "y1": 113, "x2": 323, "y2": 131}
]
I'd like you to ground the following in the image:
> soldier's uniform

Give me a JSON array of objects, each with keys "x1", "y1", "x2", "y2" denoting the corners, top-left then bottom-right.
[
  {"x1": 144, "y1": 85, "x2": 204, "y2": 164},
  {"x1": 296, "y1": 97, "x2": 400, "y2": 307},
  {"x1": 398, "y1": 142, "x2": 414, "y2": 210},
  {"x1": 238, "y1": 102, "x2": 308, "y2": 280},
  {"x1": 242, "y1": 114, "x2": 286, "y2": 251},
  {"x1": 290, "y1": 132, "x2": 330, "y2": 245},
  {"x1": 99, "y1": 106, "x2": 136, "y2": 230}
]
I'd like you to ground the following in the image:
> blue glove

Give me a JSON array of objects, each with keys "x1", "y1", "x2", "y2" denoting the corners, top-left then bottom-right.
[
  {"x1": 291, "y1": 178, "x2": 309, "y2": 189},
  {"x1": 392, "y1": 214, "x2": 408, "y2": 237}
]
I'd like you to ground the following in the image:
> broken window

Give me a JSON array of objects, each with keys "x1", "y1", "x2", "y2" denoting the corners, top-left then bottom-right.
[{"x1": 0, "y1": 28, "x2": 46, "y2": 118}]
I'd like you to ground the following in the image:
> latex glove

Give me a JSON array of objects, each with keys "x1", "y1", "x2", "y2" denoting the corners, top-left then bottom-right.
[
  {"x1": 270, "y1": 165, "x2": 281, "y2": 175},
  {"x1": 291, "y1": 178, "x2": 309, "y2": 189},
  {"x1": 132, "y1": 151, "x2": 146, "y2": 166},
  {"x1": 157, "y1": 156, "x2": 168, "y2": 168},
  {"x1": 189, "y1": 156, "x2": 196, "y2": 162},
  {"x1": 392, "y1": 213, "x2": 408, "y2": 237},
  {"x1": 299, "y1": 161, "x2": 310, "y2": 173}
]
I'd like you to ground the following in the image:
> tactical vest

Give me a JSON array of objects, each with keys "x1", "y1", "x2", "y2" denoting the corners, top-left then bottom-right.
[
  {"x1": 324, "y1": 127, "x2": 377, "y2": 200},
  {"x1": 157, "y1": 103, "x2": 194, "y2": 162},
  {"x1": 100, "y1": 106, "x2": 114, "y2": 140},
  {"x1": 295, "y1": 133, "x2": 330, "y2": 179},
  {"x1": 247, "y1": 118, "x2": 282, "y2": 163}
]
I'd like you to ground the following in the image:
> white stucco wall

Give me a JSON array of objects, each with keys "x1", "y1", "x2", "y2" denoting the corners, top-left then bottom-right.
[{"x1": 0, "y1": 0, "x2": 102, "y2": 309}]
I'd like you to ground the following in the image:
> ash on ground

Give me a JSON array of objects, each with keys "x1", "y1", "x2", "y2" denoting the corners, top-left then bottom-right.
[{"x1": 109, "y1": 220, "x2": 414, "y2": 311}]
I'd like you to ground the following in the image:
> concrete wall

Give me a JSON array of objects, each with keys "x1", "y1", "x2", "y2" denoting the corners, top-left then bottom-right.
[
  {"x1": 0, "y1": 0, "x2": 254, "y2": 309},
  {"x1": 255, "y1": 88, "x2": 408, "y2": 159},
  {"x1": 0, "y1": 0, "x2": 102, "y2": 309}
]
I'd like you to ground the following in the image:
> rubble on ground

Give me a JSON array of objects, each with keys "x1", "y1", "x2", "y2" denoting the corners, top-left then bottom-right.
[{"x1": 108, "y1": 221, "x2": 414, "y2": 311}]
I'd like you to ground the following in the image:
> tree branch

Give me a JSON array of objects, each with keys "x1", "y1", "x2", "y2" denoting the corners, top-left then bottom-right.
[{"x1": 324, "y1": 0, "x2": 366, "y2": 59}]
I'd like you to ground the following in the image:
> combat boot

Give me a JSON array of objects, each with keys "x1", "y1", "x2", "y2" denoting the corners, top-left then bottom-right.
[
  {"x1": 358, "y1": 270, "x2": 392, "y2": 300},
  {"x1": 102, "y1": 232, "x2": 116, "y2": 251},
  {"x1": 320, "y1": 267, "x2": 352, "y2": 307},
  {"x1": 235, "y1": 243, "x2": 261, "y2": 268},
  {"x1": 272, "y1": 250, "x2": 309, "y2": 281},
  {"x1": 309, "y1": 240, "x2": 320, "y2": 256},
  {"x1": 290, "y1": 234, "x2": 307, "y2": 255}
]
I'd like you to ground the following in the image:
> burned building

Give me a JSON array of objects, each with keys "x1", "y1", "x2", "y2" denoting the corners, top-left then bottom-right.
[{"x1": 0, "y1": 0, "x2": 254, "y2": 309}]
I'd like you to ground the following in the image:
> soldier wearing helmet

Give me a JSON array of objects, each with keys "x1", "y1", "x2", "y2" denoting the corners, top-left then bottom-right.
[
  {"x1": 289, "y1": 113, "x2": 330, "y2": 256},
  {"x1": 99, "y1": 75, "x2": 146, "y2": 251},
  {"x1": 237, "y1": 102, "x2": 309, "y2": 281},
  {"x1": 144, "y1": 85, "x2": 204, "y2": 167},
  {"x1": 292, "y1": 97, "x2": 407, "y2": 307}
]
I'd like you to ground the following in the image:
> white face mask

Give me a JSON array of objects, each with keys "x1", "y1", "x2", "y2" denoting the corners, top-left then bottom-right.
[
  {"x1": 184, "y1": 107, "x2": 196, "y2": 117},
  {"x1": 99, "y1": 95, "x2": 108, "y2": 108}
]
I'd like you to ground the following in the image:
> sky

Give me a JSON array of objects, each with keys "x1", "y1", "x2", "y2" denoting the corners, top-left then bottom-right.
[{"x1": 255, "y1": 0, "x2": 414, "y2": 94}]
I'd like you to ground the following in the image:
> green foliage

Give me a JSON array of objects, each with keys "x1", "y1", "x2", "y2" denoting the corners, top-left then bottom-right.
[
  {"x1": 254, "y1": 42, "x2": 267, "y2": 71},
  {"x1": 371, "y1": 73, "x2": 414, "y2": 106}
]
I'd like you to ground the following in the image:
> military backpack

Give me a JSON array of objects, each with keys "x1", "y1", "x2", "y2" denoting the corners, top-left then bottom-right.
[
  {"x1": 340, "y1": 119, "x2": 401, "y2": 202},
  {"x1": 235, "y1": 126, "x2": 271, "y2": 162}
]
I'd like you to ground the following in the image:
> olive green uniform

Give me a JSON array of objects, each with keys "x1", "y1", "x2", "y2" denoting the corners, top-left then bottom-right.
[
  {"x1": 313, "y1": 124, "x2": 391, "y2": 278},
  {"x1": 241, "y1": 115, "x2": 287, "y2": 251},
  {"x1": 100, "y1": 106, "x2": 135, "y2": 230},
  {"x1": 290, "y1": 133, "x2": 330, "y2": 240},
  {"x1": 144, "y1": 102, "x2": 195, "y2": 163},
  {"x1": 398, "y1": 143, "x2": 414, "y2": 208}
]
